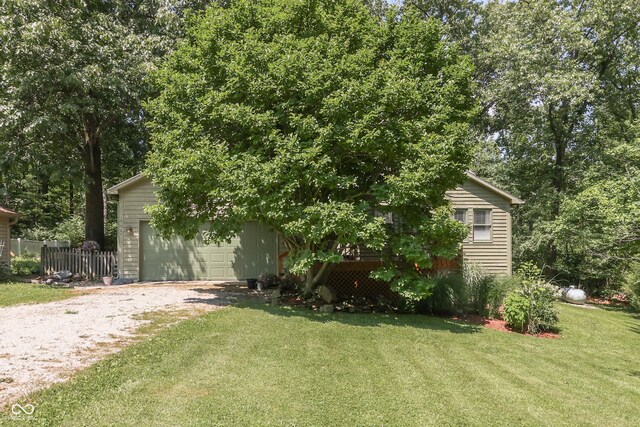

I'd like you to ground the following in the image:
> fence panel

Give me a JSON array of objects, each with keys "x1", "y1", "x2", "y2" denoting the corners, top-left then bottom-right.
[
  {"x1": 40, "y1": 247, "x2": 117, "y2": 280},
  {"x1": 12, "y1": 239, "x2": 71, "y2": 256}
]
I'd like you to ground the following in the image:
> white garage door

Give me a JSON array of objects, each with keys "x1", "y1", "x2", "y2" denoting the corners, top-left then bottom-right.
[{"x1": 140, "y1": 222, "x2": 277, "y2": 281}]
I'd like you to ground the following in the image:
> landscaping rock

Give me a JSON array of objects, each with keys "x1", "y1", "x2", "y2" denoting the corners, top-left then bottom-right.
[
  {"x1": 319, "y1": 304, "x2": 334, "y2": 314},
  {"x1": 113, "y1": 278, "x2": 134, "y2": 285},
  {"x1": 317, "y1": 285, "x2": 337, "y2": 303},
  {"x1": 53, "y1": 270, "x2": 73, "y2": 281},
  {"x1": 271, "y1": 288, "x2": 282, "y2": 299}
]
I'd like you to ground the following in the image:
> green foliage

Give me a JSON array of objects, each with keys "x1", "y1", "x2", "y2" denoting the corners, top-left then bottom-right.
[
  {"x1": 552, "y1": 133, "x2": 640, "y2": 289},
  {"x1": 415, "y1": 272, "x2": 467, "y2": 315},
  {"x1": 503, "y1": 263, "x2": 559, "y2": 334},
  {"x1": 23, "y1": 215, "x2": 85, "y2": 248},
  {"x1": 371, "y1": 267, "x2": 437, "y2": 307},
  {"x1": 413, "y1": 264, "x2": 518, "y2": 317},
  {"x1": 146, "y1": 0, "x2": 476, "y2": 292},
  {"x1": 624, "y1": 263, "x2": 640, "y2": 312},
  {"x1": 502, "y1": 293, "x2": 530, "y2": 332},
  {"x1": 464, "y1": 264, "x2": 521, "y2": 318},
  {"x1": 475, "y1": 1, "x2": 640, "y2": 290},
  {"x1": 484, "y1": 275, "x2": 520, "y2": 318},
  {"x1": 10, "y1": 252, "x2": 40, "y2": 276},
  {"x1": 54, "y1": 216, "x2": 86, "y2": 248},
  {"x1": 0, "y1": 1, "x2": 209, "y2": 245}
]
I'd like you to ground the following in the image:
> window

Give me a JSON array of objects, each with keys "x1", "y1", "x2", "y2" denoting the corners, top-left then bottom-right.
[
  {"x1": 374, "y1": 209, "x2": 393, "y2": 224},
  {"x1": 454, "y1": 209, "x2": 467, "y2": 224},
  {"x1": 473, "y1": 209, "x2": 492, "y2": 241}
]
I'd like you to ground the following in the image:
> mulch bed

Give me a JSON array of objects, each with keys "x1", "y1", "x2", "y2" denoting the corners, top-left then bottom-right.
[
  {"x1": 586, "y1": 296, "x2": 629, "y2": 307},
  {"x1": 276, "y1": 292, "x2": 561, "y2": 338},
  {"x1": 450, "y1": 314, "x2": 560, "y2": 339}
]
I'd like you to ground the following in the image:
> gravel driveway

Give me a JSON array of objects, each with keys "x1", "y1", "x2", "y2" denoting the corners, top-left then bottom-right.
[{"x1": 0, "y1": 283, "x2": 238, "y2": 406}]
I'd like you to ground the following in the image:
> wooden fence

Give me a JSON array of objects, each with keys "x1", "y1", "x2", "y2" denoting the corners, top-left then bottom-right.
[{"x1": 40, "y1": 247, "x2": 117, "y2": 280}]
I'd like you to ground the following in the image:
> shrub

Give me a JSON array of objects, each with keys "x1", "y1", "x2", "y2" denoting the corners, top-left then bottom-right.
[
  {"x1": 54, "y1": 215, "x2": 85, "y2": 247},
  {"x1": 624, "y1": 263, "x2": 640, "y2": 311},
  {"x1": 503, "y1": 262, "x2": 558, "y2": 334},
  {"x1": 279, "y1": 272, "x2": 303, "y2": 293},
  {"x1": 258, "y1": 272, "x2": 280, "y2": 288},
  {"x1": 11, "y1": 251, "x2": 40, "y2": 275},
  {"x1": 460, "y1": 264, "x2": 520, "y2": 318},
  {"x1": 485, "y1": 275, "x2": 521, "y2": 318},
  {"x1": 416, "y1": 272, "x2": 467, "y2": 315},
  {"x1": 503, "y1": 292, "x2": 530, "y2": 331}
]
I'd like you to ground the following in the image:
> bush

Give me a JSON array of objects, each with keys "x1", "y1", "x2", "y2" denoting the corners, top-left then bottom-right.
[
  {"x1": 11, "y1": 251, "x2": 40, "y2": 275},
  {"x1": 463, "y1": 263, "x2": 519, "y2": 317},
  {"x1": 414, "y1": 264, "x2": 520, "y2": 317},
  {"x1": 22, "y1": 215, "x2": 85, "y2": 247},
  {"x1": 624, "y1": 263, "x2": 640, "y2": 311},
  {"x1": 416, "y1": 272, "x2": 467, "y2": 315},
  {"x1": 485, "y1": 275, "x2": 521, "y2": 318},
  {"x1": 279, "y1": 272, "x2": 303, "y2": 292},
  {"x1": 502, "y1": 262, "x2": 558, "y2": 334}
]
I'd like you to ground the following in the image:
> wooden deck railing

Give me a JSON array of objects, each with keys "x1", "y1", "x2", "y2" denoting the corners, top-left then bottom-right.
[{"x1": 40, "y1": 247, "x2": 117, "y2": 280}]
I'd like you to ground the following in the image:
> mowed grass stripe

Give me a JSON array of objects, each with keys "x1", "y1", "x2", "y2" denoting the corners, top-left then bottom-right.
[{"x1": 6, "y1": 303, "x2": 639, "y2": 427}]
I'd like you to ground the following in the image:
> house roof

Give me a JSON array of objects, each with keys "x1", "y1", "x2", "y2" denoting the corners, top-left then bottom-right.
[
  {"x1": 0, "y1": 206, "x2": 19, "y2": 218},
  {"x1": 107, "y1": 171, "x2": 524, "y2": 205},
  {"x1": 464, "y1": 172, "x2": 524, "y2": 205},
  {"x1": 106, "y1": 173, "x2": 148, "y2": 195}
]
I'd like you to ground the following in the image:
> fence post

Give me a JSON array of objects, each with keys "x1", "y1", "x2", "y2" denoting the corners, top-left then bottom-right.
[
  {"x1": 40, "y1": 245, "x2": 46, "y2": 275},
  {"x1": 17, "y1": 238, "x2": 21, "y2": 255}
]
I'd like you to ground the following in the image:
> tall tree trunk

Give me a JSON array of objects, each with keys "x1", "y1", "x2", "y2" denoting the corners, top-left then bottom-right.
[
  {"x1": 83, "y1": 135, "x2": 105, "y2": 248},
  {"x1": 69, "y1": 182, "x2": 74, "y2": 216}
]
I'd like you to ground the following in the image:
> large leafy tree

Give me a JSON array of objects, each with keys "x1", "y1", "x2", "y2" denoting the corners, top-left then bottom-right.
[
  {"x1": 475, "y1": 0, "x2": 640, "y2": 282},
  {"x1": 146, "y1": 0, "x2": 476, "y2": 294},
  {"x1": 0, "y1": 0, "x2": 208, "y2": 247},
  {"x1": 553, "y1": 123, "x2": 640, "y2": 287}
]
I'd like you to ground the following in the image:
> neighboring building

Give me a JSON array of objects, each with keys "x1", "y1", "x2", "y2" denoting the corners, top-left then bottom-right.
[
  {"x1": 107, "y1": 172, "x2": 523, "y2": 281},
  {"x1": 0, "y1": 207, "x2": 19, "y2": 267}
]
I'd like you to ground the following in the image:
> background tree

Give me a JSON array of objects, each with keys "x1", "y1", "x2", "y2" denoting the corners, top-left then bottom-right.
[
  {"x1": 146, "y1": 0, "x2": 476, "y2": 295},
  {"x1": 0, "y1": 0, "x2": 208, "y2": 248},
  {"x1": 474, "y1": 0, "x2": 640, "y2": 286}
]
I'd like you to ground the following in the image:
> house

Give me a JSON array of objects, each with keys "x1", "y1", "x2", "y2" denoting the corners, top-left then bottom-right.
[
  {"x1": 107, "y1": 172, "x2": 523, "y2": 282},
  {"x1": 0, "y1": 207, "x2": 19, "y2": 267}
]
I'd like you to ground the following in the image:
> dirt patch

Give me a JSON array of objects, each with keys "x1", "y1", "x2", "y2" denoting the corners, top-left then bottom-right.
[
  {"x1": 450, "y1": 314, "x2": 560, "y2": 339},
  {"x1": 0, "y1": 283, "x2": 245, "y2": 407}
]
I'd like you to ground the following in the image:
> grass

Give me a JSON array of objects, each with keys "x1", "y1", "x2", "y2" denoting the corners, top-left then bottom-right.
[
  {"x1": 0, "y1": 282, "x2": 77, "y2": 307},
  {"x1": 2, "y1": 303, "x2": 640, "y2": 426}
]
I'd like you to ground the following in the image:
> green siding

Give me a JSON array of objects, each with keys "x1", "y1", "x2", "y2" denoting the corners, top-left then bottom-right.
[{"x1": 447, "y1": 180, "x2": 513, "y2": 275}]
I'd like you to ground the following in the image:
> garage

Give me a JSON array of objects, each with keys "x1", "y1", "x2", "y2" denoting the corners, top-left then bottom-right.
[
  {"x1": 139, "y1": 221, "x2": 277, "y2": 281},
  {"x1": 107, "y1": 173, "x2": 280, "y2": 282}
]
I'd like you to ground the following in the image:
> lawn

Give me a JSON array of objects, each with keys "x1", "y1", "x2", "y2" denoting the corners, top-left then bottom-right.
[
  {"x1": 0, "y1": 282, "x2": 76, "y2": 307},
  {"x1": 3, "y1": 303, "x2": 640, "y2": 426}
]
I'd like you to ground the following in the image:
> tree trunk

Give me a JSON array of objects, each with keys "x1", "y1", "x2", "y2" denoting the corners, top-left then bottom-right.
[
  {"x1": 302, "y1": 261, "x2": 335, "y2": 297},
  {"x1": 83, "y1": 135, "x2": 105, "y2": 248},
  {"x1": 69, "y1": 182, "x2": 74, "y2": 216}
]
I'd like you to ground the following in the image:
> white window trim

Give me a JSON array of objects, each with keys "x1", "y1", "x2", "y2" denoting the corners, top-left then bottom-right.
[{"x1": 472, "y1": 208, "x2": 493, "y2": 243}]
